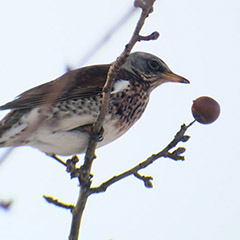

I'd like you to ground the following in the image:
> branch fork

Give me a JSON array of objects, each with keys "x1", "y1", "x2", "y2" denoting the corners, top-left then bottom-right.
[
  {"x1": 134, "y1": 172, "x2": 153, "y2": 188},
  {"x1": 45, "y1": 120, "x2": 194, "y2": 239}
]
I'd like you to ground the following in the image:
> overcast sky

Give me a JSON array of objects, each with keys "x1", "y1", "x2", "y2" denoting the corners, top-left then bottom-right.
[{"x1": 0, "y1": 0, "x2": 239, "y2": 240}]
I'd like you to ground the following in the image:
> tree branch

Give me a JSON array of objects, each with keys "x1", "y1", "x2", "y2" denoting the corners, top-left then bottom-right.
[
  {"x1": 68, "y1": 1, "x2": 157, "y2": 240},
  {"x1": 43, "y1": 195, "x2": 75, "y2": 212},
  {"x1": 89, "y1": 121, "x2": 194, "y2": 194}
]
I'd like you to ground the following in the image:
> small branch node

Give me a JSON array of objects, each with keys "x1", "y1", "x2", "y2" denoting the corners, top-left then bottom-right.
[
  {"x1": 166, "y1": 148, "x2": 186, "y2": 161},
  {"x1": 181, "y1": 135, "x2": 191, "y2": 142},
  {"x1": 134, "y1": 0, "x2": 154, "y2": 14},
  {"x1": 66, "y1": 155, "x2": 81, "y2": 178},
  {"x1": 77, "y1": 166, "x2": 93, "y2": 187},
  {"x1": 134, "y1": 172, "x2": 154, "y2": 188},
  {"x1": 138, "y1": 31, "x2": 160, "y2": 41},
  {"x1": 173, "y1": 147, "x2": 186, "y2": 155}
]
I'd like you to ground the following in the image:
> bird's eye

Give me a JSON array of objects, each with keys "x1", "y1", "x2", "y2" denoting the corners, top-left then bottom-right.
[{"x1": 149, "y1": 60, "x2": 160, "y2": 70}]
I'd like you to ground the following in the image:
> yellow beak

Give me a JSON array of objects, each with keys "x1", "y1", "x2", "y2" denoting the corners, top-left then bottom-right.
[{"x1": 161, "y1": 72, "x2": 190, "y2": 84}]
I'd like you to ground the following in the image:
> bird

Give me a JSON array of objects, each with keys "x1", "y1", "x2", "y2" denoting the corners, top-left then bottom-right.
[{"x1": 0, "y1": 52, "x2": 189, "y2": 157}]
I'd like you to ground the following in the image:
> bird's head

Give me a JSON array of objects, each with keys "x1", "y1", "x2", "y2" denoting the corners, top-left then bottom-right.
[{"x1": 122, "y1": 52, "x2": 189, "y2": 90}]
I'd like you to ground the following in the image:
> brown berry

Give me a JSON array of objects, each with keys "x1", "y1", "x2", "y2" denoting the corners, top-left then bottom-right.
[{"x1": 192, "y1": 96, "x2": 220, "y2": 124}]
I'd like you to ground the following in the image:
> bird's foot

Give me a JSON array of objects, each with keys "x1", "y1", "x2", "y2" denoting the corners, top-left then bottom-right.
[
  {"x1": 92, "y1": 127, "x2": 104, "y2": 142},
  {"x1": 80, "y1": 124, "x2": 104, "y2": 142}
]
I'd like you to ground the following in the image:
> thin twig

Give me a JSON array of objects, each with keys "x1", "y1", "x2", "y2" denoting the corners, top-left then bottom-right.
[
  {"x1": 138, "y1": 31, "x2": 160, "y2": 41},
  {"x1": 68, "y1": 1, "x2": 156, "y2": 240},
  {"x1": 134, "y1": 172, "x2": 153, "y2": 188},
  {"x1": 43, "y1": 195, "x2": 75, "y2": 212},
  {"x1": 0, "y1": 148, "x2": 14, "y2": 166},
  {"x1": 83, "y1": 0, "x2": 158, "y2": 174},
  {"x1": 48, "y1": 154, "x2": 67, "y2": 167},
  {"x1": 89, "y1": 122, "x2": 194, "y2": 194},
  {"x1": 77, "y1": 7, "x2": 137, "y2": 67}
]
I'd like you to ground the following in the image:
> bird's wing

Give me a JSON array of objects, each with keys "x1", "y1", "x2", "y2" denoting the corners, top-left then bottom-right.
[{"x1": 0, "y1": 64, "x2": 110, "y2": 110}]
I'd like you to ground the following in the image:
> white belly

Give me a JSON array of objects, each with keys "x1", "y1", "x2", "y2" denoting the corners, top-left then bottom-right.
[{"x1": 28, "y1": 118, "x2": 124, "y2": 156}]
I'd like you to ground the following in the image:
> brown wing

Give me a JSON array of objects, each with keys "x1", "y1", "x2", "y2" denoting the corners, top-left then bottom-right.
[{"x1": 0, "y1": 64, "x2": 110, "y2": 110}]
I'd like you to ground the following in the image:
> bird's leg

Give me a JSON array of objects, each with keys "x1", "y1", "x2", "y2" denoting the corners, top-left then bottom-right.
[{"x1": 94, "y1": 126, "x2": 104, "y2": 142}]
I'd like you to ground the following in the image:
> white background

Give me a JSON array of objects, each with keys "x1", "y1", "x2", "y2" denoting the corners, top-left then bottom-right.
[{"x1": 0, "y1": 0, "x2": 239, "y2": 239}]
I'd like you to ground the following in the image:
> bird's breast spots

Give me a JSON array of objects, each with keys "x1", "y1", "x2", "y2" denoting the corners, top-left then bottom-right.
[
  {"x1": 129, "y1": 103, "x2": 142, "y2": 120},
  {"x1": 115, "y1": 107, "x2": 123, "y2": 116}
]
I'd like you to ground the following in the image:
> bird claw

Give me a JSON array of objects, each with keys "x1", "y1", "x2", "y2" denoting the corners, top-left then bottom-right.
[
  {"x1": 92, "y1": 127, "x2": 104, "y2": 142},
  {"x1": 79, "y1": 124, "x2": 104, "y2": 142}
]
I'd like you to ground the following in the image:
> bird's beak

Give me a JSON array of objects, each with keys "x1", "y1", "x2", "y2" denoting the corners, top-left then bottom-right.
[{"x1": 161, "y1": 72, "x2": 190, "y2": 84}]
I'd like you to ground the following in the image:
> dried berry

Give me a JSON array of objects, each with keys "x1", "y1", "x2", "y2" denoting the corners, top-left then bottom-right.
[{"x1": 192, "y1": 96, "x2": 220, "y2": 124}]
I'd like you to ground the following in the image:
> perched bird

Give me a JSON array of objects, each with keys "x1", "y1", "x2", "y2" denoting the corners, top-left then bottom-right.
[{"x1": 0, "y1": 52, "x2": 189, "y2": 156}]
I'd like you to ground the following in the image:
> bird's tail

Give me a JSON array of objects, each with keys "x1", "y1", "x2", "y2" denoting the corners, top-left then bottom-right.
[{"x1": 0, "y1": 109, "x2": 29, "y2": 147}]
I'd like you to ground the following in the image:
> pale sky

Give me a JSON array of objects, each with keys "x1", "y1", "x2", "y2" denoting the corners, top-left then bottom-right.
[{"x1": 0, "y1": 0, "x2": 239, "y2": 240}]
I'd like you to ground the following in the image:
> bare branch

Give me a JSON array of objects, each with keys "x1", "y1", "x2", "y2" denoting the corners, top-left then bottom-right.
[
  {"x1": 69, "y1": 1, "x2": 157, "y2": 239},
  {"x1": 134, "y1": 0, "x2": 154, "y2": 13},
  {"x1": 77, "y1": 7, "x2": 137, "y2": 67},
  {"x1": 0, "y1": 148, "x2": 14, "y2": 166},
  {"x1": 138, "y1": 31, "x2": 160, "y2": 41},
  {"x1": 48, "y1": 154, "x2": 67, "y2": 167},
  {"x1": 83, "y1": 0, "x2": 157, "y2": 176},
  {"x1": 89, "y1": 121, "x2": 194, "y2": 195},
  {"x1": 134, "y1": 172, "x2": 153, "y2": 188},
  {"x1": 43, "y1": 195, "x2": 75, "y2": 212}
]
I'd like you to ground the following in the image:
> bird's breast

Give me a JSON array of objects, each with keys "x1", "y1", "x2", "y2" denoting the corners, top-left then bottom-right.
[{"x1": 109, "y1": 85, "x2": 150, "y2": 134}]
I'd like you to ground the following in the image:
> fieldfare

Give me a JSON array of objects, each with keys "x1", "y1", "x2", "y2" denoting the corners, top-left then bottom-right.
[{"x1": 0, "y1": 52, "x2": 189, "y2": 156}]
